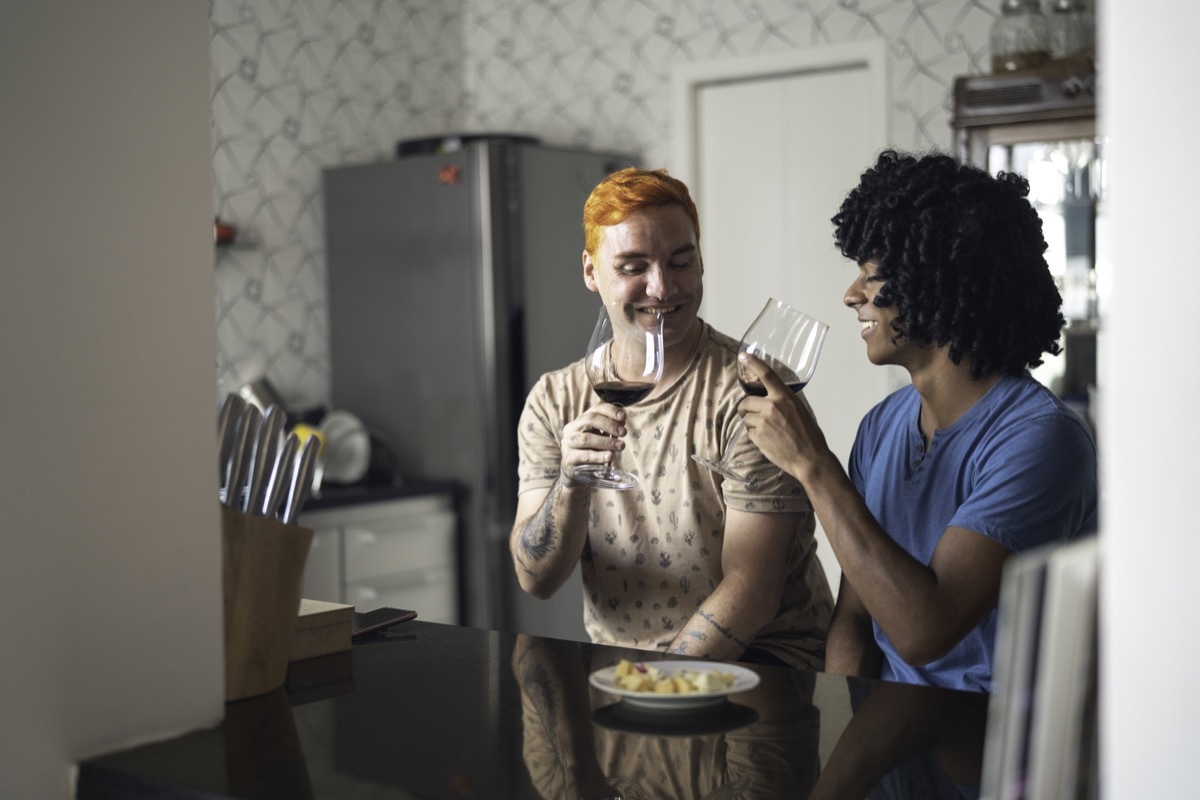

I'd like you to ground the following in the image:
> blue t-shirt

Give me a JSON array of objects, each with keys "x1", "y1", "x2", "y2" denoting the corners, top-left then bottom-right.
[{"x1": 848, "y1": 373, "x2": 1098, "y2": 692}]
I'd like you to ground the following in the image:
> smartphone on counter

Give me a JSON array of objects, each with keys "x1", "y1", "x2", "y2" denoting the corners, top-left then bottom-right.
[{"x1": 352, "y1": 607, "x2": 418, "y2": 639}]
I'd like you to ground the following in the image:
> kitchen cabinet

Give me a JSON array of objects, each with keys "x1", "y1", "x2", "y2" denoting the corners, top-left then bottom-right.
[
  {"x1": 300, "y1": 491, "x2": 459, "y2": 624},
  {"x1": 951, "y1": 51, "x2": 1102, "y2": 423}
]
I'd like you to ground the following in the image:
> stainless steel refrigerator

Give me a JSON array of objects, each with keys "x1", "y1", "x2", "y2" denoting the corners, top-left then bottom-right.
[{"x1": 322, "y1": 140, "x2": 637, "y2": 638}]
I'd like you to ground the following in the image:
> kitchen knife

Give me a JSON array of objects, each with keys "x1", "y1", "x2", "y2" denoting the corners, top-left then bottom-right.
[
  {"x1": 224, "y1": 405, "x2": 261, "y2": 510},
  {"x1": 262, "y1": 431, "x2": 300, "y2": 518},
  {"x1": 243, "y1": 405, "x2": 285, "y2": 514},
  {"x1": 221, "y1": 408, "x2": 249, "y2": 505},
  {"x1": 282, "y1": 435, "x2": 321, "y2": 524},
  {"x1": 216, "y1": 393, "x2": 246, "y2": 489}
]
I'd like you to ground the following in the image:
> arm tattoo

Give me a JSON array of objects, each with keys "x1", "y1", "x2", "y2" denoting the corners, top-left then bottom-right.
[
  {"x1": 668, "y1": 636, "x2": 708, "y2": 658},
  {"x1": 518, "y1": 479, "x2": 583, "y2": 564},
  {"x1": 518, "y1": 662, "x2": 561, "y2": 742},
  {"x1": 518, "y1": 512, "x2": 556, "y2": 564},
  {"x1": 699, "y1": 610, "x2": 752, "y2": 649},
  {"x1": 669, "y1": 611, "x2": 751, "y2": 657}
]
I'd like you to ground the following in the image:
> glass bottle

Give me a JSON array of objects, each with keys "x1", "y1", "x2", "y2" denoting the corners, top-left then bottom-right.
[
  {"x1": 990, "y1": 0, "x2": 1051, "y2": 73},
  {"x1": 1048, "y1": 0, "x2": 1095, "y2": 60}
]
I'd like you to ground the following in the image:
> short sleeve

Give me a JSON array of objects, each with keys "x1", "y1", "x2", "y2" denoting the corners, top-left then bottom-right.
[
  {"x1": 516, "y1": 376, "x2": 568, "y2": 493},
  {"x1": 718, "y1": 409, "x2": 813, "y2": 513},
  {"x1": 951, "y1": 412, "x2": 1098, "y2": 552}
]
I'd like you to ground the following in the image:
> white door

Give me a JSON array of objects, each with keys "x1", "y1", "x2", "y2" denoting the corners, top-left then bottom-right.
[{"x1": 674, "y1": 43, "x2": 905, "y2": 594}]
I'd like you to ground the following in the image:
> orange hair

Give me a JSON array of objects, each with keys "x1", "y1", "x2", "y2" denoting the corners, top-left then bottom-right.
[{"x1": 582, "y1": 167, "x2": 700, "y2": 257}]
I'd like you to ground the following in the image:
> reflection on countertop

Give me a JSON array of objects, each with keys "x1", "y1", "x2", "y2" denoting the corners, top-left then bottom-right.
[{"x1": 76, "y1": 621, "x2": 988, "y2": 800}]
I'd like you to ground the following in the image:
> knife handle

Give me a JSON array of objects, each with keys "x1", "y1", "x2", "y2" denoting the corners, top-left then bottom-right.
[
  {"x1": 263, "y1": 432, "x2": 300, "y2": 519},
  {"x1": 244, "y1": 405, "x2": 285, "y2": 514},
  {"x1": 216, "y1": 393, "x2": 246, "y2": 488},
  {"x1": 217, "y1": 393, "x2": 244, "y2": 482},
  {"x1": 283, "y1": 436, "x2": 321, "y2": 525},
  {"x1": 225, "y1": 405, "x2": 261, "y2": 510}
]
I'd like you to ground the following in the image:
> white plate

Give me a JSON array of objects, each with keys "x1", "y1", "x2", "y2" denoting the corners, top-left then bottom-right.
[
  {"x1": 588, "y1": 661, "x2": 760, "y2": 710},
  {"x1": 318, "y1": 410, "x2": 371, "y2": 484}
]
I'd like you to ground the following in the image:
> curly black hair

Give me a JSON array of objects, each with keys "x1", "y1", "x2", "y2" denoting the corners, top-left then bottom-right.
[{"x1": 832, "y1": 149, "x2": 1065, "y2": 378}]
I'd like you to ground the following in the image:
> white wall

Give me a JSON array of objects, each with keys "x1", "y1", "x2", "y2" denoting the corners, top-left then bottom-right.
[
  {"x1": 0, "y1": 2, "x2": 223, "y2": 796},
  {"x1": 1100, "y1": 1, "x2": 1200, "y2": 796},
  {"x1": 213, "y1": 1, "x2": 996, "y2": 408}
]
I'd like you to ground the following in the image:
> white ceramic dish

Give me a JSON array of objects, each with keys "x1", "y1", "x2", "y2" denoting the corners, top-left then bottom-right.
[
  {"x1": 588, "y1": 661, "x2": 760, "y2": 710},
  {"x1": 318, "y1": 409, "x2": 371, "y2": 484}
]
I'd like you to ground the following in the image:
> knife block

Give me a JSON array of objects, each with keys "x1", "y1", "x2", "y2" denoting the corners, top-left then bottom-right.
[{"x1": 221, "y1": 506, "x2": 314, "y2": 701}]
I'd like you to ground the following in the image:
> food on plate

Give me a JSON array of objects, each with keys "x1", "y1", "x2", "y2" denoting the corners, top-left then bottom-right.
[{"x1": 611, "y1": 659, "x2": 736, "y2": 694}]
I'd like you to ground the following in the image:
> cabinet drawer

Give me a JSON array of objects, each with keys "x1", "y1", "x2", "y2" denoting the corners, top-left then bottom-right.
[
  {"x1": 342, "y1": 510, "x2": 455, "y2": 583},
  {"x1": 346, "y1": 568, "x2": 456, "y2": 624}
]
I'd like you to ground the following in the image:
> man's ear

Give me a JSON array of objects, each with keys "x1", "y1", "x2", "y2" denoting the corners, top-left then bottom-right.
[{"x1": 583, "y1": 249, "x2": 599, "y2": 293}]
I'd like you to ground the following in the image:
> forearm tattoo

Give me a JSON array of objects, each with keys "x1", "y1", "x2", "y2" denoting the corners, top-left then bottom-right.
[
  {"x1": 517, "y1": 660, "x2": 561, "y2": 742},
  {"x1": 518, "y1": 479, "x2": 584, "y2": 569},
  {"x1": 668, "y1": 610, "x2": 750, "y2": 657}
]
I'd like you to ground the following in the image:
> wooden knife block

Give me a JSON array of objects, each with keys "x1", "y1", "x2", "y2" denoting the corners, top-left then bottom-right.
[{"x1": 221, "y1": 507, "x2": 314, "y2": 701}]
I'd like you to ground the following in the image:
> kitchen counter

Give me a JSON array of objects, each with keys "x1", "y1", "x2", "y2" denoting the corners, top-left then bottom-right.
[
  {"x1": 76, "y1": 621, "x2": 989, "y2": 799},
  {"x1": 302, "y1": 477, "x2": 459, "y2": 511}
]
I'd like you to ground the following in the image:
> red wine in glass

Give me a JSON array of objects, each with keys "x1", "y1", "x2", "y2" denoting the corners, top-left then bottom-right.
[
  {"x1": 592, "y1": 381, "x2": 656, "y2": 406},
  {"x1": 572, "y1": 306, "x2": 665, "y2": 491},
  {"x1": 739, "y1": 363, "x2": 807, "y2": 396}
]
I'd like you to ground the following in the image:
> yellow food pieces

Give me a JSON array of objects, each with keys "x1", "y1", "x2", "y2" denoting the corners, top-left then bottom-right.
[
  {"x1": 617, "y1": 673, "x2": 654, "y2": 692},
  {"x1": 610, "y1": 659, "x2": 736, "y2": 694},
  {"x1": 668, "y1": 676, "x2": 693, "y2": 693}
]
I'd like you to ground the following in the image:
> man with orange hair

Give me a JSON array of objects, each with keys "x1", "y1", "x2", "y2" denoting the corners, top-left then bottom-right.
[{"x1": 508, "y1": 167, "x2": 833, "y2": 669}]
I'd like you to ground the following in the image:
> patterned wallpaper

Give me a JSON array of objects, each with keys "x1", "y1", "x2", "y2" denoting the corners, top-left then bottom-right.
[{"x1": 212, "y1": 0, "x2": 995, "y2": 407}]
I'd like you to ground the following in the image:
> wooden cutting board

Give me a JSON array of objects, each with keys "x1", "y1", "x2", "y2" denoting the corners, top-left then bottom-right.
[{"x1": 290, "y1": 599, "x2": 354, "y2": 661}]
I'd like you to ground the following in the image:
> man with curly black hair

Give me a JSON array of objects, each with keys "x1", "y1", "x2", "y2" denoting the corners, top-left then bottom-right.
[{"x1": 737, "y1": 149, "x2": 1098, "y2": 692}]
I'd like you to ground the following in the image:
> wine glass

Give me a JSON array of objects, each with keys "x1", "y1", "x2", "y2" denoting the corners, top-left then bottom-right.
[
  {"x1": 572, "y1": 305, "x2": 665, "y2": 491},
  {"x1": 692, "y1": 298, "x2": 829, "y2": 483}
]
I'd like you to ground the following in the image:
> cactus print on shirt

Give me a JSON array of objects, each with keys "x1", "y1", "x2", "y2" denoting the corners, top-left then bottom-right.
[{"x1": 517, "y1": 323, "x2": 833, "y2": 669}]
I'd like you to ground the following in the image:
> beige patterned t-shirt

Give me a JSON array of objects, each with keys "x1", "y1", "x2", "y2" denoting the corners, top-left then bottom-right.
[{"x1": 517, "y1": 322, "x2": 833, "y2": 669}]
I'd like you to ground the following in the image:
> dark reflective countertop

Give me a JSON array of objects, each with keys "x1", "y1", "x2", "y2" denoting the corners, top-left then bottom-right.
[
  {"x1": 76, "y1": 621, "x2": 988, "y2": 799},
  {"x1": 302, "y1": 476, "x2": 459, "y2": 512}
]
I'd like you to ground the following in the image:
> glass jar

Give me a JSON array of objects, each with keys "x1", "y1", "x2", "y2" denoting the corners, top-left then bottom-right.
[
  {"x1": 1048, "y1": 0, "x2": 1095, "y2": 60},
  {"x1": 990, "y1": 0, "x2": 1050, "y2": 73}
]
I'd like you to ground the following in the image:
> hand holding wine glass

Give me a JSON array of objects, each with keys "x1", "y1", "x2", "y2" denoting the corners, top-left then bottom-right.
[
  {"x1": 692, "y1": 298, "x2": 828, "y2": 484},
  {"x1": 572, "y1": 305, "x2": 665, "y2": 491}
]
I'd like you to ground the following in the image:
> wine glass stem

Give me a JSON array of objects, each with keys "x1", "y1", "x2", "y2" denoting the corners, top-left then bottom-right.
[
  {"x1": 716, "y1": 415, "x2": 747, "y2": 466},
  {"x1": 605, "y1": 405, "x2": 626, "y2": 479}
]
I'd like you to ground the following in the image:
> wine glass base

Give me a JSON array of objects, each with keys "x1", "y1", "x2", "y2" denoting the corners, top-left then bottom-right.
[
  {"x1": 691, "y1": 454, "x2": 752, "y2": 484},
  {"x1": 572, "y1": 465, "x2": 640, "y2": 491}
]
